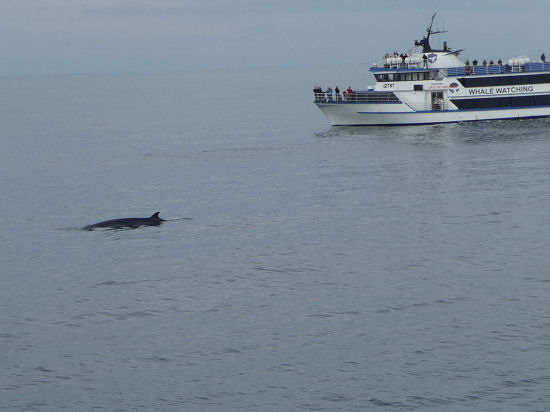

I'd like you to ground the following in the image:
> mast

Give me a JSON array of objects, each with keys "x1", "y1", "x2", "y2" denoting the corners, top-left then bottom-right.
[
  {"x1": 423, "y1": 13, "x2": 436, "y2": 52},
  {"x1": 421, "y1": 13, "x2": 447, "y2": 53}
]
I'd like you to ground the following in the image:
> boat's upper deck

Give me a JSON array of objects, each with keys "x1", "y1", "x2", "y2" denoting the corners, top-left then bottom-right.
[
  {"x1": 369, "y1": 13, "x2": 550, "y2": 78},
  {"x1": 445, "y1": 61, "x2": 550, "y2": 77},
  {"x1": 371, "y1": 57, "x2": 550, "y2": 78}
]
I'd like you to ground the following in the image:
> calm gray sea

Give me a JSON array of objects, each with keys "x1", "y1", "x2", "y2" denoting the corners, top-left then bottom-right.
[{"x1": 2, "y1": 67, "x2": 550, "y2": 411}]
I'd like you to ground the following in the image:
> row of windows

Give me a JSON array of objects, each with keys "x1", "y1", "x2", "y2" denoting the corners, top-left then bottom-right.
[
  {"x1": 375, "y1": 72, "x2": 432, "y2": 82},
  {"x1": 458, "y1": 73, "x2": 550, "y2": 88},
  {"x1": 346, "y1": 92, "x2": 401, "y2": 103},
  {"x1": 451, "y1": 94, "x2": 550, "y2": 110}
]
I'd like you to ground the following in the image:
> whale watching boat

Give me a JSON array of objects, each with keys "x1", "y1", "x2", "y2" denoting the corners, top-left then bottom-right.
[{"x1": 314, "y1": 14, "x2": 550, "y2": 126}]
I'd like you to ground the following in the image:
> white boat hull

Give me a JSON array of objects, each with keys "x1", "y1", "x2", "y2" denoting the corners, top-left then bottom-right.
[{"x1": 316, "y1": 102, "x2": 550, "y2": 126}]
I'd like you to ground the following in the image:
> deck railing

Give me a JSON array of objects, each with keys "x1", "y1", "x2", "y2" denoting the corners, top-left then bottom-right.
[
  {"x1": 373, "y1": 62, "x2": 550, "y2": 76},
  {"x1": 314, "y1": 92, "x2": 400, "y2": 104}
]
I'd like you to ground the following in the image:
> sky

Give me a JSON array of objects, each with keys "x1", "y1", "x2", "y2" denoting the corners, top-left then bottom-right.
[{"x1": 1, "y1": 0, "x2": 549, "y2": 76}]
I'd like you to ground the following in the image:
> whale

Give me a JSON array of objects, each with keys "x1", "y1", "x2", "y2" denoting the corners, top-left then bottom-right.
[{"x1": 84, "y1": 212, "x2": 165, "y2": 230}]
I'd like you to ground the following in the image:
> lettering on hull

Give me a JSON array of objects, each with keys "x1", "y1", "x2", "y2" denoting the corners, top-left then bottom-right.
[{"x1": 467, "y1": 86, "x2": 534, "y2": 96}]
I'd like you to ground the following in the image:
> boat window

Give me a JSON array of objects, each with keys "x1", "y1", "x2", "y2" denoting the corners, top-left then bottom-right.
[
  {"x1": 345, "y1": 92, "x2": 401, "y2": 103},
  {"x1": 374, "y1": 71, "x2": 430, "y2": 82},
  {"x1": 458, "y1": 73, "x2": 550, "y2": 87},
  {"x1": 451, "y1": 94, "x2": 550, "y2": 109},
  {"x1": 375, "y1": 74, "x2": 394, "y2": 82}
]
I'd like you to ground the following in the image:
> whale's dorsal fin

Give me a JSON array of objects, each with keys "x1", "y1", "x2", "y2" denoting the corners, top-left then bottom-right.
[{"x1": 151, "y1": 212, "x2": 160, "y2": 219}]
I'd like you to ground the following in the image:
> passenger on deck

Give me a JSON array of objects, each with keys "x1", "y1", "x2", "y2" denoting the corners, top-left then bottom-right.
[
  {"x1": 542, "y1": 53, "x2": 546, "y2": 62},
  {"x1": 498, "y1": 58, "x2": 502, "y2": 65},
  {"x1": 433, "y1": 95, "x2": 442, "y2": 110},
  {"x1": 482, "y1": 59, "x2": 487, "y2": 66},
  {"x1": 326, "y1": 87, "x2": 333, "y2": 102},
  {"x1": 335, "y1": 86, "x2": 340, "y2": 102},
  {"x1": 465, "y1": 60, "x2": 472, "y2": 75},
  {"x1": 313, "y1": 86, "x2": 323, "y2": 102},
  {"x1": 489, "y1": 60, "x2": 494, "y2": 66},
  {"x1": 422, "y1": 54, "x2": 428, "y2": 68},
  {"x1": 347, "y1": 87, "x2": 353, "y2": 95}
]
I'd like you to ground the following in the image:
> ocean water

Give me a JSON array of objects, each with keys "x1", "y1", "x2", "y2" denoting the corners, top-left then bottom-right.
[{"x1": 2, "y1": 66, "x2": 550, "y2": 411}]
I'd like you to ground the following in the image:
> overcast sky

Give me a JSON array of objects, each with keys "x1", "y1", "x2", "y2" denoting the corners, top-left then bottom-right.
[{"x1": 1, "y1": 0, "x2": 549, "y2": 76}]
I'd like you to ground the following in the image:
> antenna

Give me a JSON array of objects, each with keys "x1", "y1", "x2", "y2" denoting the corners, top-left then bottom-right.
[
  {"x1": 427, "y1": 12, "x2": 436, "y2": 35},
  {"x1": 428, "y1": 13, "x2": 448, "y2": 35},
  {"x1": 420, "y1": 12, "x2": 448, "y2": 53}
]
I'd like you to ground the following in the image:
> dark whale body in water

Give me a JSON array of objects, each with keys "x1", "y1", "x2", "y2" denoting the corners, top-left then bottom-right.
[{"x1": 84, "y1": 212, "x2": 165, "y2": 230}]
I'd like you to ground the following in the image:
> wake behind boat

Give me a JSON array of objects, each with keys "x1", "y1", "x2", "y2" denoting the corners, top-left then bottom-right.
[{"x1": 314, "y1": 14, "x2": 550, "y2": 126}]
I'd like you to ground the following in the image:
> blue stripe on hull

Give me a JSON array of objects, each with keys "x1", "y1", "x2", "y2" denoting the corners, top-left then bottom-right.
[
  {"x1": 357, "y1": 104, "x2": 550, "y2": 115},
  {"x1": 331, "y1": 114, "x2": 550, "y2": 127}
]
